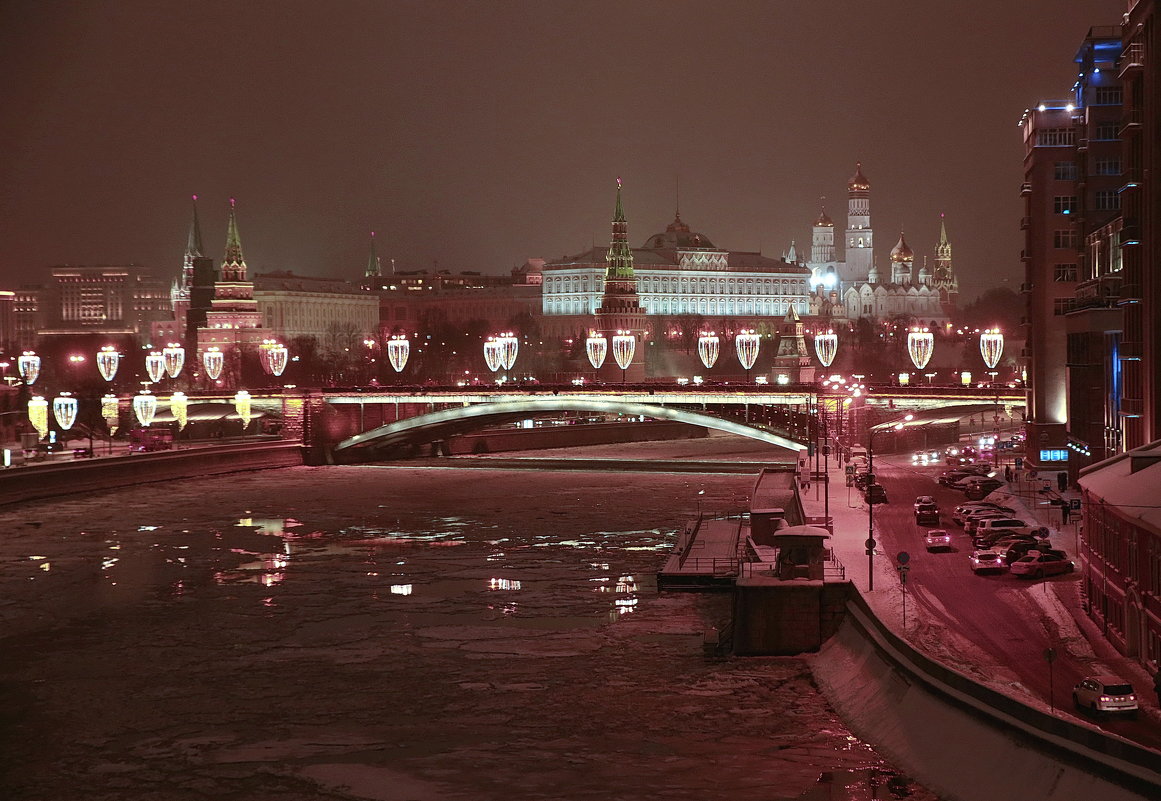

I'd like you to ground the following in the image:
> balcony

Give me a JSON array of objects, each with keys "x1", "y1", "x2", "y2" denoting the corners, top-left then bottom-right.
[
  {"x1": 1118, "y1": 42, "x2": 1145, "y2": 77},
  {"x1": 1119, "y1": 109, "x2": 1143, "y2": 136},
  {"x1": 1020, "y1": 282, "x2": 1034, "y2": 293},
  {"x1": 1077, "y1": 137, "x2": 1089, "y2": 153},
  {"x1": 1121, "y1": 397, "x2": 1144, "y2": 417},
  {"x1": 1020, "y1": 250, "x2": 1031, "y2": 262},
  {"x1": 1020, "y1": 182, "x2": 1032, "y2": 197},
  {"x1": 1121, "y1": 219, "x2": 1141, "y2": 245},
  {"x1": 1019, "y1": 216, "x2": 1031, "y2": 230}
]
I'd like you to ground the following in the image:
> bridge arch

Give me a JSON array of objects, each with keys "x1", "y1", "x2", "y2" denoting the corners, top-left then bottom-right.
[{"x1": 334, "y1": 397, "x2": 807, "y2": 459}]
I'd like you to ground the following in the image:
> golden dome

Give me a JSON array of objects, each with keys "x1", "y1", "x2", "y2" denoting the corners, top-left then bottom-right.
[
  {"x1": 848, "y1": 161, "x2": 870, "y2": 192},
  {"x1": 890, "y1": 232, "x2": 914, "y2": 263}
]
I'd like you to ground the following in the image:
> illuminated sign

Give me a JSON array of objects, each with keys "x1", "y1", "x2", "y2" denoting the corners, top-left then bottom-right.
[{"x1": 1039, "y1": 449, "x2": 1068, "y2": 463}]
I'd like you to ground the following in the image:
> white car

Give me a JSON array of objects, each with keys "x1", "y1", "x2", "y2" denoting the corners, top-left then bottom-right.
[
  {"x1": 1072, "y1": 676, "x2": 1138, "y2": 715},
  {"x1": 1009, "y1": 550, "x2": 1074, "y2": 578},
  {"x1": 968, "y1": 549, "x2": 1008, "y2": 573},
  {"x1": 924, "y1": 529, "x2": 951, "y2": 551}
]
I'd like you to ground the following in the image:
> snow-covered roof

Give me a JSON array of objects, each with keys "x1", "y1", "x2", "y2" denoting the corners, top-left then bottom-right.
[{"x1": 1078, "y1": 440, "x2": 1161, "y2": 536}]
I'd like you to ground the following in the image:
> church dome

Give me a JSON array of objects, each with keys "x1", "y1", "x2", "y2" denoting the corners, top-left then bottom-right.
[
  {"x1": 814, "y1": 208, "x2": 835, "y2": 227},
  {"x1": 890, "y1": 232, "x2": 914, "y2": 263},
  {"x1": 643, "y1": 213, "x2": 716, "y2": 249},
  {"x1": 848, "y1": 161, "x2": 870, "y2": 192}
]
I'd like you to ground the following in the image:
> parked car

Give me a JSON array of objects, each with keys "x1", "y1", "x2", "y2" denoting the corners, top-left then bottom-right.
[
  {"x1": 1009, "y1": 549, "x2": 1074, "y2": 578},
  {"x1": 951, "y1": 476, "x2": 1005, "y2": 494},
  {"x1": 969, "y1": 549, "x2": 1008, "y2": 574},
  {"x1": 973, "y1": 518, "x2": 1039, "y2": 538},
  {"x1": 939, "y1": 470, "x2": 973, "y2": 487},
  {"x1": 952, "y1": 503, "x2": 1015, "y2": 525},
  {"x1": 973, "y1": 529, "x2": 1031, "y2": 549},
  {"x1": 1003, "y1": 539, "x2": 1053, "y2": 564},
  {"x1": 924, "y1": 529, "x2": 952, "y2": 551},
  {"x1": 865, "y1": 483, "x2": 888, "y2": 504},
  {"x1": 963, "y1": 512, "x2": 1013, "y2": 534},
  {"x1": 961, "y1": 463, "x2": 995, "y2": 476},
  {"x1": 1072, "y1": 676, "x2": 1139, "y2": 716}
]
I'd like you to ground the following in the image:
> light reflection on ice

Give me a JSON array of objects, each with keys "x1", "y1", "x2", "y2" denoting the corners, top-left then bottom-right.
[
  {"x1": 488, "y1": 578, "x2": 521, "y2": 591},
  {"x1": 390, "y1": 584, "x2": 412, "y2": 595}
]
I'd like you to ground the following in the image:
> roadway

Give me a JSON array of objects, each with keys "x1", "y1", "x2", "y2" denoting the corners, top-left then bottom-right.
[{"x1": 870, "y1": 454, "x2": 1161, "y2": 750}]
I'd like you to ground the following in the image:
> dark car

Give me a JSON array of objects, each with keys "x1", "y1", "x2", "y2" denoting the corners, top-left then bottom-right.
[
  {"x1": 938, "y1": 470, "x2": 973, "y2": 487},
  {"x1": 915, "y1": 503, "x2": 940, "y2": 525},
  {"x1": 1003, "y1": 539, "x2": 1053, "y2": 563},
  {"x1": 865, "y1": 483, "x2": 888, "y2": 504}
]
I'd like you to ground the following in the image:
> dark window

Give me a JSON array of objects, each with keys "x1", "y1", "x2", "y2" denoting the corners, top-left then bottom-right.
[
  {"x1": 1094, "y1": 158, "x2": 1122, "y2": 175},
  {"x1": 1053, "y1": 264, "x2": 1078, "y2": 282},
  {"x1": 1054, "y1": 162, "x2": 1078, "y2": 180},
  {"x1": 1054, "y1": 229, "x2": 1079, "y2": 249},
  {"x1": 1094, "y1": 86, "x2": 1123, "y2": 105},
  {"x1": 1095, "y1": 190, "x2": 1120, "y2": 211},
  {"x1": 1095, "y1": 123, "x2": 1119, "y2": 140}
]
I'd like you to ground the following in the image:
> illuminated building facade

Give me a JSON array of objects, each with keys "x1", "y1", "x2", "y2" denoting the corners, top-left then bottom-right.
[{"x1": 807, "y1": 163, "x2": 958, "y2": 325}]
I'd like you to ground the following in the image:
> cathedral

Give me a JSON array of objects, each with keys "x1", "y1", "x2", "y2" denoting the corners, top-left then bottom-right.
[{"x1": 805, "y1": 162, "x2": 959, "y2": 325}]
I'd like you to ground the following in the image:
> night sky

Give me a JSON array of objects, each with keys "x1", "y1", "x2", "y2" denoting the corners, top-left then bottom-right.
[{"x1": 0, "y1": 0, "x2": 1117, "y2": 300}]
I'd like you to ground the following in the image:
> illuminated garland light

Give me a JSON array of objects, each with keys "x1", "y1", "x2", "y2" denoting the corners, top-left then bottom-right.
[
  {"x1": 268, "y1": 343, "x2": 288, "y2": 377},
  {"x1": 102, "y1": 394, "x2": 120, "y2": 433},
  {"x1": 386, "y1": 335, "x2": 409, "y2": 373},
  {"x1": 133, "y1": 390, "x2": 157, "y2": 427},
  {"x1": 234, "y1": 390, "x2": 252, "y2": 430},
  {"x1": 202, "y1": 347, "x2": 224, "y2": 381},
  {"x1": 814, "y1": 330, "x2": 838, "y2": 368},
  {"x1": 97, "y1": 346, "x2": 120, "y2": 382},
  {"x1": 735, "y1": 329, "x2": 760, "y2": 371},
  {"x1": 499, "y1": 332, "x2": 519, "y2": 371},
  {"x1": 162, "y1": 342, "x2": 185, "y2": 379},
  {"x1": 28, "y1": 396, "x2": 48, "y2": 438},
  {"x1": 612, "y1": 331, "x2": 636, "y2": 370},
  {"x1": 145, "y1": 351, "x2": 166, "y2": 383},
  {"x1": 980, "y1": 328, "x2": 1005, "y2": 370},
  {"x1": 18, "y1": 351, "x2": 40, "y2": 386},
  {"x1": 169, "y1": 392, "x2": 188, "y2": 430},
  {"x1": 907, "y1": 327, "x2": 934, "y2": 370},
  {"x1": 52, "y1": 392, "x2": 78, "y2": 430},
  {"x1": 697, "y1": 332, "x2": 720, "y2": 369},
  {"x1": 586, "y1": 331, "x2": 608, "y2": 369},
  {"x1": 961, "y1": 371, "x2": 973, "y2": 386},
  {"x1": 483, "y1": 338, "x2": 503, "y2": 372}
]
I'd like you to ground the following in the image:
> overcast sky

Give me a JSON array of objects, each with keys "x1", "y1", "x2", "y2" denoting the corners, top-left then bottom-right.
[{"x1": 0, "y1": 0, "x2": 1118, "y2": 300}]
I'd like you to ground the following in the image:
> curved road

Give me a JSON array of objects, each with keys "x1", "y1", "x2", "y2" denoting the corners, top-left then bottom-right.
[{"x1": 871, "y1": 455, "x2": 1161, "y2": 751}]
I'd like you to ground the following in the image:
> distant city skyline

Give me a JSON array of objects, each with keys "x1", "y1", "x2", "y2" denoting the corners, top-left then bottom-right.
[{"x1": 0, "y1": 0, "x2": 1117, "y2": 300}]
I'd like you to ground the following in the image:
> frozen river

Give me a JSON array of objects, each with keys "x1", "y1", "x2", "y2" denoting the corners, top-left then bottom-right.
[{"x1": 0, "y1": 442, "x2": 938, "y2": 800}]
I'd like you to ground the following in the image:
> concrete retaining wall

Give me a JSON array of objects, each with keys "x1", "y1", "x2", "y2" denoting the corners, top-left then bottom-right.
[
  {"x1": 0, "y1": 441, "x2": 304, "y2": 507},
  {"x1": 811, "y1": 593, "x2": 1161, "y2": 801}
]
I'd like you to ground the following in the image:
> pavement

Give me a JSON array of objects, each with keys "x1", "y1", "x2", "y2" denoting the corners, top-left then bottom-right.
[{"x1": 801, "y1": 451, "x2": 1161, "y2": 735}]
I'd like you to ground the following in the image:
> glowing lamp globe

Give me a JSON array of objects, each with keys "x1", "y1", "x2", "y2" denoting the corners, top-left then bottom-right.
[
  {"x1": 898, "y1": 372, "x2": 910, "y2": 386},
  {"x1": 961, "y1": 371, "x2": 972, "y2": 386},
  {"x1": 483, "y1": 338, "x2": 503, "y2": 372},
  {"x1": 267, "y1": 342, "x2": 288, "y2": 377},
  {"x1": 814, "y1": 331, "x2": 838, "y2": 368},
  {"x1": 28, "y1": 396, "x2": 48, "y2": 438},
  {"x1": 907, "y1": 328, "x2": 934, "y2": 371},
  {"x1": 387, "y1": 335, "x2": 409, "y2": 373},
  {"x1": 697, "y1": 332, "x2": 720, "y2": 369},
  {"x1": 97, "y1": 346, "x2": 120, "y2": 382},
  {"x1": 202, "y1": 347, "x2": 224, "y2": 381},
  {"x1": 169, "y1": 392, "x2": 188, "y2": 430},
  {"x1": 145, "y1": 351, "x2": 166, "y2": 383},
  {"x1": 499, "y1": 332, "x2": 519, "y2": 371},
  {"x1": 162, "y1": 343, "x2": 185, "y2": 379},
  {"x1": 612, "y1": 331, "x2": 636, "y2": 370},
  {"x1": 52, "y1": 392, "x2": 78, "y2": 430},
  {"x1": 133, "y1": 390, "x2": 157, "y2": 427},
  {"x1": 18, "y1": 351, "x2": 40, "y2": 386},
  {"x1": 233, "y1": 390, "x2": 252, "y2": 430},
  {"x1": 735, "y1": 330, "x2": 760, "y2": 371},
  {"x1": 586, "y1": 332, "x2": 608, "y2": 369},
  {"x1": 980, "y1": 328, "x2": 1004, "y2": 370}
]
